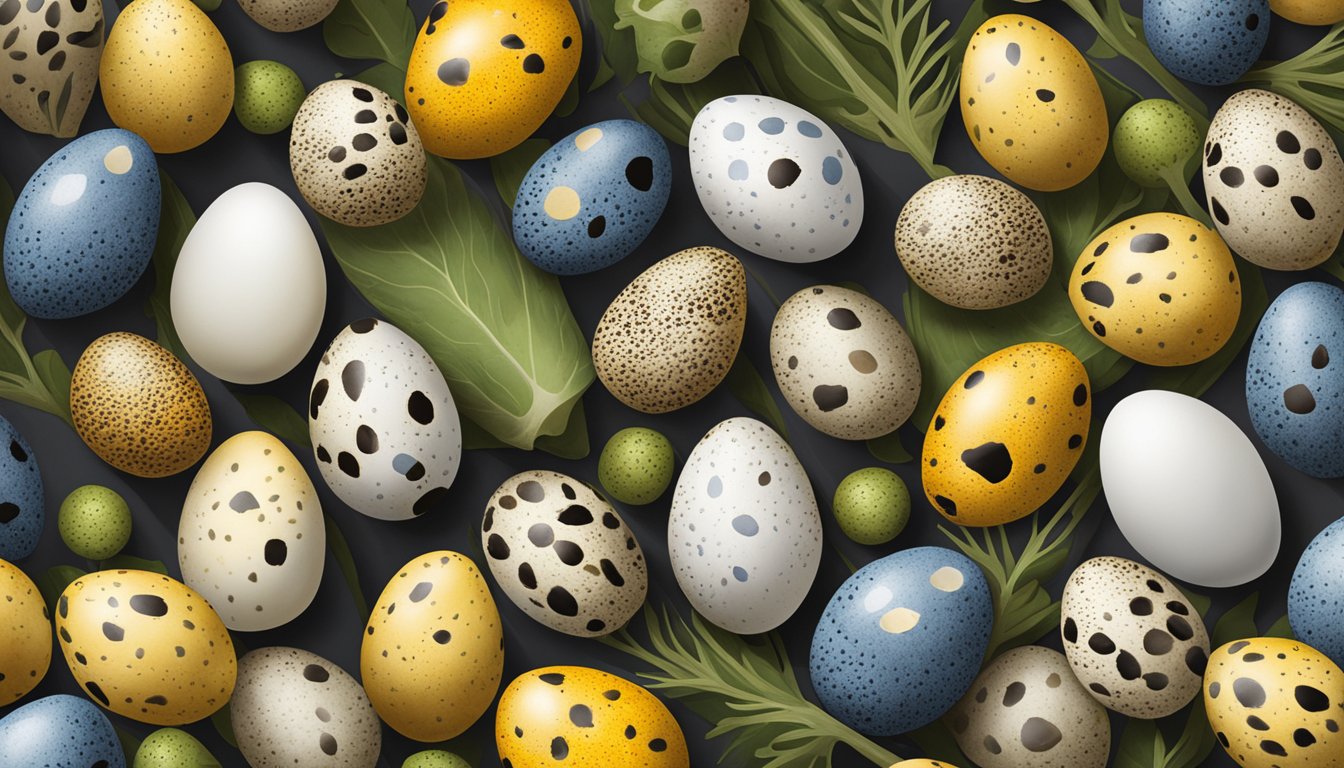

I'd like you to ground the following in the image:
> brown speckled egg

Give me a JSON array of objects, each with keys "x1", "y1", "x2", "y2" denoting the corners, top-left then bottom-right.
[
  {"x1": 769, "y1": 285, "x2": 921, "y2": 440},
  {"x1": 238, "y1": 0, "x2": 338, "y2": 32},
  {"x1": 895, "y1": 175, "x2": 1053, "y2": 309},
  {"x1": 290, "y1": 80, "x2": 427, "y2": 227},
  {"x1": 592, "y1": 246, "x2": 746, "y2": 413},
  {"x1": 0, "y1": 558, "x2": 50, "y2": 705},
  {"x1": 70, "y1": 333, "x2": 211, "y2": 478},
  {"x1": 0, "y1": 0, "x2": 103, "y2": 137},
  {"x1": 54, "y1": 569, "x2": 237, "y2": 725}
]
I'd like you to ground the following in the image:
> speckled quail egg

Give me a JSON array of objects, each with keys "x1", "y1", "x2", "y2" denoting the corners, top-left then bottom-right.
[
  {"x1": 237, "y1": 0, "x2": 337, "y2": 31},
  {"x1": 1145, "y1": 0, "x2": 1269, "y2": 86},
  {"x1": 832, "y1": 467, "x2": 910, "y2": 546},
  {"x1": 133, "y1": 728, "x2": 219, "y2": 768},
  {"x1": 1290, "y1": 517, "x2": 1344, "y2": 669},
  {"x1": 0, "y1": 694, "x2": 124, "y2": 767},
  {"x1": 1113, "y1": 99, "x2": 1202, "y2": 188},
  {"x1": 0, "y1": 0, "x2": 103, "y2": 137},
  {"x1": 59, "y1": 485, "x2": 132, "y2": 561},
  {"x1": 597, "y1": 427, "x2": 675, "y2": 505},
  {"x1": 403, "y1": 752, "x2": 469, "y2": 768},
  {"x1": 0, "y1": 558, "x2": 50, "y2": 705},
  {"x1": 0, "y1": 415, "x2": 42, "y2": 561},
  {"x1": 234, "y1": 60, "x2": 307, "y2": 134},
  {"x1": 1272, "y1": 0, "x2": 1344, "y2": 24}
]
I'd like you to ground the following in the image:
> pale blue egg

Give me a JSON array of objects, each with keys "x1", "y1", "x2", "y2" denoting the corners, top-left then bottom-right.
[
  {"x1": 512, "y1": 120, "x2": 671, "y2": 275},
  {"x1": 1289, "y1": 516, "x2": 1344, "y2": 668},
  {"x1": 1143, "y1": 0, "x2": 1269, "y2": 86},
  {"x1": 4, "y1": 129, "x2": 160, "y2": 319},
  {"x1": 809, "y1": 546, "x2": 992, "y2": 735},
  {"x1": 0, "y1": 694, "x2": 125, "y2": 767},
  {"x1": 0, "y1": 413, "x2": 42, "y2": 561}
]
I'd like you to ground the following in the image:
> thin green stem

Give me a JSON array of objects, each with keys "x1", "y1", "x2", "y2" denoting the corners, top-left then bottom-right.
[{"x1": 1158, "y1": 166, "x2": 1214, "y2": 229}]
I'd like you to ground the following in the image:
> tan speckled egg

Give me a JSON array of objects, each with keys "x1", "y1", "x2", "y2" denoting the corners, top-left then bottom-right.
[
  {"x1": 769, "y1": 285, "x2": 921, "y2": 440},
  {"x1": 894, "y1": 175, "x2": 1053, "y2": 309},
  {"x1": 1060, "y1": 557, "x2": 1210, "y2": 719},
  {"x1": 290, "y1": 80, "x2": 427, "y2": 227},
  {"x1": 0, "y1": 558, "x2": 50, "y2": 705},
  {"x1": 361, "y1": 551, "x2": 503, "y2": 742},
  {"x1": 54, "y1": 569, "x2": 237, "y2": 725},
  {"x1": 592, "y1": 246, "x2": 747, "y2": 413},
  {"x1": 1271, "y1": 0, "x2": 1344, "y2": 26},
  {"x1": 70, "y1": 332, "x2": 212, "y2": 479},
  {"x1": 0, "y1": 0, "x2": 103, "y2": 137},
  {"x1": 238, "y1": 0, "x2": 338, "y2": 32}
]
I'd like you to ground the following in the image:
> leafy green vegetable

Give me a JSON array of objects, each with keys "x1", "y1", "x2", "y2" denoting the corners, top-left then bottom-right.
[
  {"x1": 622, "y1": 59, "x2": 761, "y2": 146},
  {"x1": 320, "y1": 157, "x2": 594, "y2": 452},
  {"x1": 1114, "y1": 699, "x2": 1216, "y2": 768},
  {"x1": 724, "y1": 352, "x2": 789, "y2": 440},
  {"x1": 1244, "y1": 24, "x2": 1344, "y2": 134},
  {"x1": 100, "y1": 554, "x2": 169, "y2": 575},
  {"x1": 324, "y1": 514, "x2": 371, "y2": 625},
  {"x1": 36, "y1": 564, "x2": 86, "y2": 613},
  {"x1": 867, "y1": 430, "x2": 913, "y2": 464},
  {"x1": 322, "y1": 0, "x2": 416, "y2": 68},
  {"x1": 490, "y1": 139, "x2": 550, "y2": 208},
  {"x1": 236, "y1": 393, "x2": 311, "y2": 448},
  {"x1": 613, "y1": 0, "x2": 749, "y2": 83}
]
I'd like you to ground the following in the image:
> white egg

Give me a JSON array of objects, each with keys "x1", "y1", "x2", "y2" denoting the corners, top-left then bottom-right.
[
  {"x1": 689, "y1": 95, "x2": 862, "y2": 263},
  {"x1": 171, "y1": 182, "x2": 326, "y2": 384},
  {"x1": 177, "y1": 431, "x2": 325, "y2": 631},
  {"x1": 1100, "y1": 390, "x2": 1280, "y2": 587},
  {"x1": 668, "y1": 417, "x2": 822, "y2": 633}
]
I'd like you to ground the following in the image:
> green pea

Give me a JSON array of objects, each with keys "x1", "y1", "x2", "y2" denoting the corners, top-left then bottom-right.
[
  {"x1": 134, "y1": 728, "x2": 220, "y2": 768},
  {"x1": 233, "y1": 60, "x2": 306, "y2": 135},
  {"x1": 1113, "y1": 99, "x2": 1200, "y2": 188},
  {"x1": 403, "y1": 751, "x2": 471, "y2": 768},
  {"x1": 59, "y1": 485, "x2": 132, "y2": 560},
  {"x1": 598, "y1": 427, "x2": 676, "y2": 505},
  {"x1": 832, "y1": 468, "x2": 910, "y2": 545}
]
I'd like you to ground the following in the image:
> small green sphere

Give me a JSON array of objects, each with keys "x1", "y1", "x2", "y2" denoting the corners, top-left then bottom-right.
[
  {"x1": 832, "y1": 468, "x2": 910, "y2": 545},
  {"x1": 1113, "y1": 99, "x2": 1200, "y2": 188},
  {"x1": 403, "y1": 751, "x2": 471, "y2": 768},
  {"x1": 598, "y1": 427, "x2": 676, "y2": 505},
  {"x1": 59, "y1": 485, "x2": 132, "y2": 560},
  {"x1": 233, "y1": 60, "x2": 306, "y2": 135},
  {"x1": 133, "y1": 728, "x2": 219, "y2": 768}
]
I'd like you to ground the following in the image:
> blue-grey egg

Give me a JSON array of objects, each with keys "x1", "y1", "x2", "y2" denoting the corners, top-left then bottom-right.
[
  {"x1": 3, "y1": 129, "x2": 160, "y2": 319},
  {"x1": 512, "y1": 119, "x2": 671, "y2": 275},
  {"x1": 1143, "y1": 0, "x2": 1269, "y2": 86},
  {"x1": 809, "y1": 545, "x2": 992, "y2": 735},
  {"x1": 0, "y1": 694, "x2": 125, "y2": 767},
  {"x1": 1245, "y1": 281, "x2": 1344, "y2": 477},
  {"x1": 1288, "y1": 516, "x2": 1344, "y2": 668},
  {"x1": 0, "y1": 414, "x2": 42, "y2": 561}
]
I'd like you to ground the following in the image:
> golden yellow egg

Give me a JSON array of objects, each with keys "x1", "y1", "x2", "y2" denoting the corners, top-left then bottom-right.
[
  {"x1": 0, "y1": 558, "x2": 50, "y2": 705},
  {"x1": 99, "y1": 0, "x2": 234, "y2": 153},
  {"x1": 404, "y1": 0, "x2": 581, "y2": 159},
  {"x1": 1271, "y1": 0, "x2": 1344, "y2": 25},
  {"x1": 922, "y1": 342, "x2": 1091, "y2": 527},
  {"x1": 960, "y1": 14, "x2": 1108, "y2": 191},
  {"x1": 890, "y1": 761, "x2": 962, "y2": 768}
]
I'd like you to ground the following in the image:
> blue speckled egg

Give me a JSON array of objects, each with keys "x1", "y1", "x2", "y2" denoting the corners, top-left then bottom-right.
[
  {"x1": 3, "y1": 129, "x2": 160, "y2": 319},
  {"x1": 0, "y1": 694, "x2": 125, "y2": 767},
  {"x1": 1245, "y1": 281, "x2": 1344, "y2": 477},
  {"x1": 0, "y1": 414, "x2": 42, "y2": 561},
  {"x1": 1289, "y1": 517, "x2": 1344, "y2": 667},
  {"x1": 809, "y1": 545, "x2": 992, "y2": 736},
  {"x1": 512, "y1": 119, "x2": 671, "y2": 275},
  {"x1": 1143, "y1": 0, "x2": 1269, "y2": 86}
]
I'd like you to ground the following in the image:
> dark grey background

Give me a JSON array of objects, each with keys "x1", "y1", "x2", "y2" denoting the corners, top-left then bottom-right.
[{"x1": 0, "y1": 0, "x2": 1339, "y2": 765}]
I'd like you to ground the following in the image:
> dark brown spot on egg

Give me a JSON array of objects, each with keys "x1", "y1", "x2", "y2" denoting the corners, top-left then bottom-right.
[
  {"x1": 1021, "y1": 718, "x2": 1062, "y2": 752},
  {"x1": 408, "y1": 391, "x2": 434, "y2": 424},
  {"x1": 1296, "y1": 684, "x2": 1331, "y2": 712},
  {"x1": 1285, "y1": 384, "x2": 1317, "y2": 414},
  {"x1": 1277, "y1": 131, "x2": 1301, "y2": 154},
  {"x1": 1080, "y1": 281, "x2": 1114, "y2": 308},
  {"x1": 961, "y1": 442, "x2": 1012, "y2": 483},
  {"x1": 768, "y1": 158, "x2": 802, "y2": 189},
  {"x1": 1314, "y1": 345, "x2": 1330, "y2": 369},
  {"x1": 1219, "y1": 166, "x2": 1245, "y2": 188},
  {"x1": 1235, "y1": 678, "x2": 1267, "y2": 708},
  {"x1": 438, "y1": 58, "x2": 469, "y2": 85},
  {"x1": 827, "y1": 308, "x2": 861, "y2": 330},
  {"x1": 500, "y1": 34, "x2": 524, "y2": 48},
  {"x1": 522, "y1": 53, "x2": 545, "y2": 74},
  {"x1": 1253, "y1": 165, "x2": 1278, "y2": 187},
  {"x1": 487, "y1": 534, "x2": 510, "y2": 559},
  {"x1": 1292, "y1": 196, "x2": 1317, "y2": 220},
  {"x1": 130, "y1": 595, "x2": 167, "y2": 617},
  {"x1": 626, "y1": 156, "x2": 654, "y2": 191},
  {"x1": 1305, "y1": 148, "x2": 1323, "y2": 170},
  {"x1": 813, "y1": 384, "x2": 848, "y2": 412}
]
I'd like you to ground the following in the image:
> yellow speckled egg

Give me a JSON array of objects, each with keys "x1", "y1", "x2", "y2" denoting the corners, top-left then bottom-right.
[
  {"x1": 1204, "y1": 637, "x2": 1344, "y2": 768},
  {"x1": 54, "y1": 569, "x2": 236, "y2": 725},
  {"x1": 70, "y1": 333, "x2": 212, "y2": 478},
  {"x1": 99, "y1": 0, "x2": 234, "y2": 153},
  {"x1": 1069, "y1": 212, "x2": 1242, "y2": 367},
  {"x1": 922, "y1": 342, "x2": 1091, "y2": 526},
  {"x1": 0, "y1": 558, "x2": 50, "y2": 705},
  {"x1": 496, "y1": 666, "x2": 689, "y2": 768},
  {"x1": 405, "y1": 0, "x2": 581, "y2": 159},
  {"x1": 1271, "y1": 0, "x2": 1344, "y2": 25},
  {"x1": 361, "y1": 551, "x2": 503, "y2": 742},
  {"x1": 890, "y1": 762, "x2": 961, "y2": 768},
  {"x1": 960, "y1": 14, "x2": 1108, "y2": 191}
]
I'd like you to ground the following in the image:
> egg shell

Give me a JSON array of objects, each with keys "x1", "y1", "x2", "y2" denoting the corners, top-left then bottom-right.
[
  {"x1": 308, "y1": 318, "x2": 462, "y2": 521},
  {"x1": 1060, "y1": 556, "x2": 1210, "y2": 718},
  {"x1": 669, "y1": 417, "x2": 821, "y2": 634},
  {"x1": 99, "y1": 0, "x2": 233, "y2": 153},
  {"x1": 482, "y1": 470, "x2": 647, "y2": 637},
  {"x1": 1069, "y1": 212, "x2": 1242, "y2": 366},
  {"x1": 1204, "y1": 637, "x2": 1344, "y2": 768},
  {"x1": 231, "y1": 647, "x2": 381, "y2": 768},
  {"x1": 948, "y1": 646, "x2": 1111, "y2": 768},
  {"x1": 0, "y1": 694, "x2": 124, "y2": 768},
  {"x1": 891, "y1": 762, "x2": 961, "y2": 768},
  {"x1": 513, "y1": 119, "x2": 672, "y2": 275},
  {"x1": 770, "y1": 285, "x2": 921, "y2": 440},
  {"x1": 4, "y1": 129, "x2": 159, "y2": 319},
  {"x1": 1289, "y1": 517, "x2": 1344, "y2": 668},
  {"x1": 1272, "y1": 0, "x2": 1344, "y2": 24},
  {"x1": 55, "y1": 569, "x2": 237, "y2": 725},
  {"x1": 0, "y1": 415, "x2": 42, "y2": 561},
  {"x1": 1246, "y1": 282, "x2": 1344, "y2": 476},
  {"x1": 596, "y1": 427, "x2": 675, "y2": 506},
  {"x1": 133, "y1": 728, "x2": 218, "y2": 767},
  {"x1": 1100, "y1": 390, "x2": 1280, "y2": 587},
  {"x1": 404, "y1": 0, "x2": 580, "y2": 159},
  {"x1": 233, "y1": 60, "x2": 306, "y2": 135},
  {"x1": 170, "y1": 182, "x2": 327, "y2": 385},
  {"x1": 591, "y1": 246, "x2": 746, "y2": 413},
  {"x1": 921, "y1": 342, "x2": 1091, "y2": 527},
  {"x1": 809, "y1": 546, "x2": 992, "y2": 735},
  {"x1": 238, "y1": 0, "x2": 337, "y2": 31},
  {"x1": 688, "y1": 95, "x2": 863, "y2": 262},
  {"x1": 290, "y1": 80, "x2": 427, "y2": 227},
  {"x1": 0, "y1": 558, "x2": 51, "y2": 705},
  {"x1": 1144, "y1": 0, "x2": 1269, "y2": 86},
  {"x1": 0, "y1": 0, "x2": 102, "y2": 137},
  {"x1": 59, "y1": 485, "x2": 132, "y2": 561},
  {"x1": 495, "y1": 666, "x2": 689, "y2": 768},
  {"x1": 178, "y1": 431, "x2": 325, "y2": 631},
  {"x1": 1203, "y1": 89, "x2": 1344, "y2": 270},
  {"x1": 960, "y1": 15, "x2": 1108, "y2": 191},
  {"x1": 70, "y1": 332, "x2": 213, "y2": 478},
  {"x1": 894, "y1": 174, "x2": 1053, "y2": 309},
  {"x1": 361, "y1": 551, "x2": 504, "y2": 742}
]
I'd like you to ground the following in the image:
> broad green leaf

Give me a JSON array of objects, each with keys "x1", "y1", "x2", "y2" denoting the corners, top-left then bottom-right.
[
  {"x1": 322, "y1": 0, "x2": 417, "y2": 68},
  {"x1": 114, "y1": 726, "x2": 141, "y2": 765},
  {"x1": 911, "y1": 720, "x2": 970, "y2": 766},
  {"x1": 1211, "y1": 593, "x2": 1260, "y2": 649},
  {"x1": 613, "y1": 0, "x2": 748, "y2": 83},
  {"x1": 622, "y1": 58, "x2": 760, "y2": 146},
  {"x1": 490, "y1": 139, "x2": 551, "y2": 208},
  {"x1": 321, "y1": 158, "x2": 594, "y2": 451},
  {"x1": 210, "y1": 705, "x2": 238, "y2": 748},
  {"x1": 1265, "y1": 614, "x2": 1295, "y2": 640},
  {"x1": 146, "y1": 171, "x2": 195, "y2": 364},
  {"x1": 585, "y1": 0, "x2": 642, "y2": 85},
  {"x1": 724, "y1": 352, "x2": 788, "y2": 439},
  {"x1": 1114, "y1": 717, "x2": 1163, "y2": 768},
  {"x1": 32, "y1": 349, "x2": 70, "y2": 413},
  {"x1": 236, "y1": 393, "x2": 311, "y2": 448},
  {"x1": 1180, "y1": 586, "x2": 1213, "y2": 618},
  {"x1": 36, "y1": 564, "x2": 86, "y2": 613},
  {"x1": 555, "y1": 71, "x2": 582, "y2": 118},
  {"x1": 324, "y1": 514, "x2": 371, "y2": 624},
  {"x1": 1165, "y1": 698, "x2": 1217, "y2": 768},
  {"x1": 101, "y1": 554, "x2": 170, "y2": 576},
  {"x1": 351, "y1": 62, "x2": 407, "y2": 104},
  {"x1": 867, "y1": 430, "x2": 912, "y2": 464}
]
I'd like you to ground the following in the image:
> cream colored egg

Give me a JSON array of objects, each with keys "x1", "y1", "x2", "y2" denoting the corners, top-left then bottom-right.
[{"x1": 238, "y1": 0, "x2": 339, "y2": 32}]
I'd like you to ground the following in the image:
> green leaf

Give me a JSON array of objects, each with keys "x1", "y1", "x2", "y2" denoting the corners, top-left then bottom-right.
[
  {"x1": 324, "y1": 514, "x2": 371, "y2": 624},
  {"x1": 146, "y1": 171, "x2": 195, "y2": 364},
  {"x1": 115, "y1": 726, "x2": 142, "y2": 765},
  {"x1": 1243, "y1": 23, "x2": 1344, "y2": 134},
  {"x1": 623, "y1": 58, "x2": 760, "y2": 146},
  {"x1": 210, "y1": 705, "x2": 238, "y2": 748},
  {"x1": 555, "y1": 70, "x2": 582, "y2": 118},
  {"x1": 1149, "y1": 259, "x2": 1267, "y2": 398},
  {"x1": 322, "y1": 0, "x2": 417, "y2": 68},
  {"x1": 910, "y1": 720, "x2": 970, "y2": 767},
  {"x1": 1265, "y1": 614, "x2": 1295, "y2": 640},
  {"x1": 351, "y1": 62, "x2": 408, "y2": 103},
  {"x1": 101, "y1": 554, "x2": 170, "y2": 576},
  {"x1": 235, "y1": 393, "x2": 310, "y2": 448},
  {"x1": 867, "y1": 430, "x2": 912, "y2": 464},
  {"x1": 321, "y1": 157, "x2": 594, "y2": 451},
  {"x1": 1164, "y1": 698, "x2": 1216, "y2": 768},
  {"x1": 32, "y1": 349, "x2": 71, "y2": 412},
  {"x1": 490, "y1": 139, "x2": 551, "y2": 208},
  {"x1": 1114, "y1": 717, "x2": 1163, "y2": 768},
  {"x1": 613, "y1": 0, "x2": 749, "y2": 83},
  {"x1": 585, "y1": 0, "x2": 642, "y2": 86},
  {"x1": 1180, "y1": 586, "x2": 1213, "y2": 619},
  {"x1": 1210, "y1": 593, "x2": 1260, "y2": 649},
  {"x1": 534, "y1": 399, "x2": 591, "y2": 459},
  {"x1": 36, "y1": 564, "x2": 86, "y2": 614},
  {"x1": 724, "y1": 352, "x2": 788, "y2": 439}
]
